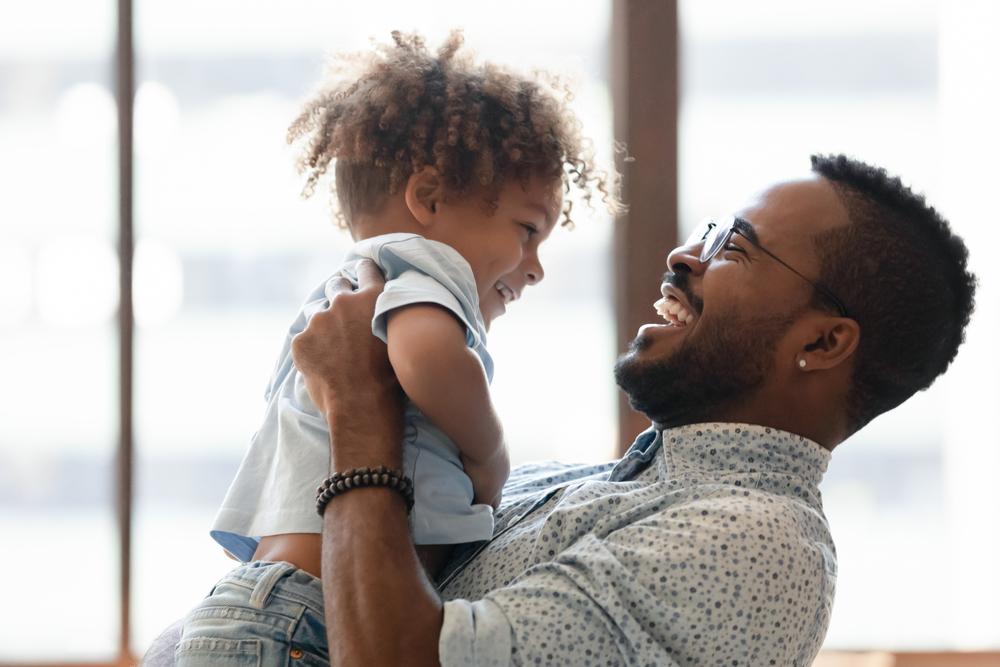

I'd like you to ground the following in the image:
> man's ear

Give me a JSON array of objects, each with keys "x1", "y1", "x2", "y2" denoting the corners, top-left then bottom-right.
[
  {"x1": 403, "y1": 167, "x2": 444, "y2": 227},
  {"x1": 797, "y1": 315, "x2": 860, "y2": 372}
]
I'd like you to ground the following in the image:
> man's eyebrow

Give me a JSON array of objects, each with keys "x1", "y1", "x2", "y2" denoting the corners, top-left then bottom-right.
[{"x1": 733, "y1": 217, "x2": 761, "y2": 246}]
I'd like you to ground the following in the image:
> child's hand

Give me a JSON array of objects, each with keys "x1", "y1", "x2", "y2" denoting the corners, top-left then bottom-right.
[{"x1": 462, "y1": 447, "x2": 510, "y2": 510}]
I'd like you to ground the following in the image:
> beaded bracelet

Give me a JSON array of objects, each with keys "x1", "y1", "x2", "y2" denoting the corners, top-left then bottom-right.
[{"x1": 315, "y1": 465, "x2": 415, "y2": 516}]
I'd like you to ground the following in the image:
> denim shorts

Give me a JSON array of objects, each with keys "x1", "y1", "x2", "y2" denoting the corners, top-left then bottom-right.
[{"x1": 175, "y1": 561, "x2": 328, "y2": 667}]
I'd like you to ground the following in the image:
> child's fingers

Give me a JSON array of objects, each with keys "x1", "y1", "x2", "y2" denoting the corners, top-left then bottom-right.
[{"x1": 355, "y1": 259, "x2": 387, "y2": 293}]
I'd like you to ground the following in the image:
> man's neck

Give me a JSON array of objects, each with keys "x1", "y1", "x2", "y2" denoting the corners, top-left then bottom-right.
[{"x1": 655, "y1": 396, "x2": 844, "y2": 452}]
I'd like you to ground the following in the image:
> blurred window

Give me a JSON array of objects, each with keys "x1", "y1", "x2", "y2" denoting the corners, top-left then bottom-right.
[{"x1": 0, "y1": 0, "x2": 119, "y2": 661}]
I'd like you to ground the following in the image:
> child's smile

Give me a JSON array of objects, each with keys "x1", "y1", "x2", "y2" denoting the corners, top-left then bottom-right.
[{"x1": 424, "y1": 174, "x2": 563, "y2": 328}]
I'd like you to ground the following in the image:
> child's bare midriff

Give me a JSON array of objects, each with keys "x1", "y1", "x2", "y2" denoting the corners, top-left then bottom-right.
[
  {"x1": 250, "y1": 534, "x2": 452, "y2": 580},
  {"x1": 252, "y1": 534, "x2": 324, "y2": 579}
]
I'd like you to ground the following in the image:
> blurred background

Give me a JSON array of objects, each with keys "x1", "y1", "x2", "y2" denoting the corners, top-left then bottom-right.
[{"x1": 1, "y1": 0, "x2": 997, "y2": 664}]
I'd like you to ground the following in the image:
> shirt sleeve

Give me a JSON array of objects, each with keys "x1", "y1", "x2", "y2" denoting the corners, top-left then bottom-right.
[
  {"x1": 371, "y1": 269, "x2": 477, "y2": 347},
  {"x1": 439, "y1": 493, "x2": 833, "y2": 666}
]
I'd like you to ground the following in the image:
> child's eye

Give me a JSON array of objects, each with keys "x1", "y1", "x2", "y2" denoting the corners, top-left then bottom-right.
[{"x1": 520, "y1": 223, "x2": 539, "y2": 237}]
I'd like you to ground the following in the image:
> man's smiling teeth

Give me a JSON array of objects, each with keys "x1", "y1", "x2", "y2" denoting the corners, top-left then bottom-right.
[
  {"x1": 653, "y1": 296, "x2": 694, "y2": 326},
  {"x1": 495, "y1": 281, "x2": 516, "y2": 304}
]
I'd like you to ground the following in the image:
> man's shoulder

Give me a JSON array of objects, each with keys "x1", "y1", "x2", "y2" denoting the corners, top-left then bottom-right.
[
  {"x1": 647, "y1": 483, "x2": 835, "y2": 566},
  {"x1": 505, "y1": 460, "x2": 616, "y2": 491},
  {"x1": 496, "y1": 460, "x2": 616, "y2": 513},
  {"x1": 673, "y1": 480, "x2": 830, "y2": 522}
]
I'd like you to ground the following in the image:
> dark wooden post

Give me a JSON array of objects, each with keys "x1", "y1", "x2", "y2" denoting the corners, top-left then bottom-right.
[
  {"x1": 611, "y1": 0, "x2": 680, "y2": 454},
  {"x1": 115, "y1": 0, "x2": 135, "y2": 661}
]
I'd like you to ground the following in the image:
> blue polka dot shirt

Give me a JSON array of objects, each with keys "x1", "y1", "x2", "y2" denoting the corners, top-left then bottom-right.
[{"x1": 436, "y1": 423, "x2": 836, "y2": 666}]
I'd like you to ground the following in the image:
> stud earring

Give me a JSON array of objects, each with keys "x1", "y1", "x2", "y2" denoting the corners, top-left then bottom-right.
[{"x1": 798, "y1": 359, "x2": 807, "y2": 369}]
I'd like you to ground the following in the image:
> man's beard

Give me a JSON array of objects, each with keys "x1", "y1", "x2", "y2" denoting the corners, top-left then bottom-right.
[{"x1": 613, "y1": 310, "x2": 796, "y2": 428}]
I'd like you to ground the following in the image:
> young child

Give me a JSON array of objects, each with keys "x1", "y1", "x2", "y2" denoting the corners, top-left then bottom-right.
[{"x1": 177, "y1": 30, "x2": 615, "y2": 665}]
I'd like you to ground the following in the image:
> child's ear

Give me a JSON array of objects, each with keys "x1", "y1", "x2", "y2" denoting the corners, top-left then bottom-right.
[{"x1": 404, "y1": 167, "x2": 443, "y2": 227}]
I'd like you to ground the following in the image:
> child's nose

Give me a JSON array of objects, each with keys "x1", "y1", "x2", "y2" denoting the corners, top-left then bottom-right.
[{"x1": 524, "y1": 256, "x2": 544, "y2": 285}]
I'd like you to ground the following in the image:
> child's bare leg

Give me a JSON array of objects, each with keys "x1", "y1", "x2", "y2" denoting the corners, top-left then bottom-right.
[{"x1": 416, "y1": 544, "x2": 455, "y2": 579}]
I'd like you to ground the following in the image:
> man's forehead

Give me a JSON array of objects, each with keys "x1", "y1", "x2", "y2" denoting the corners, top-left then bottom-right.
[{"x1": 734, "y1": 176, "x2": 850, "y2": 251}]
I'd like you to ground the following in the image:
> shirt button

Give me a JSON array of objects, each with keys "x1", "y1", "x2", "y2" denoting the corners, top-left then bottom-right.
[{"x1": 290, "y1": 648, "x2": 304, "y2": 659}]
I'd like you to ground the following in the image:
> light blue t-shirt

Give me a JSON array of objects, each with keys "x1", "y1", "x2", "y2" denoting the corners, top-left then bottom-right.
[{"x1": 211, "y1": 234, "x2": 495, "y2": 561}]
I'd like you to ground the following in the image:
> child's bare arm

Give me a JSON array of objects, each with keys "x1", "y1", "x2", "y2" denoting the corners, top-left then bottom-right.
[{"x1": 385, "y1": 304, "x2": 509, "y2": 508}]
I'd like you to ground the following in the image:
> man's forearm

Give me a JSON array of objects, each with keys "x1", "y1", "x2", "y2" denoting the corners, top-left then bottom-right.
[
  {"x1": 322, "y1": 413, "x2": 444, "y2": 666},
  {"x1": 322, "y1": 486, "x2": 443, "y2": 665}
]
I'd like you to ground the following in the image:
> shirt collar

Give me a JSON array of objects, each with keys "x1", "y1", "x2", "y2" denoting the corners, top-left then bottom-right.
[{"x1": 656, "y1": 422, "x2": 831, "y2": 488}]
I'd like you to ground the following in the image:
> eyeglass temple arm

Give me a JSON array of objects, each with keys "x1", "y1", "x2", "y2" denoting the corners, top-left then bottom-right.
[{"x1": 745, "y1": 235, "x2": 850, "y2": 318}]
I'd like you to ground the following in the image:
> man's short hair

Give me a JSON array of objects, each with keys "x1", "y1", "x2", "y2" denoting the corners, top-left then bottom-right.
[{"x1": 810, "y1": 154, "x2": 976, "y2": 433}]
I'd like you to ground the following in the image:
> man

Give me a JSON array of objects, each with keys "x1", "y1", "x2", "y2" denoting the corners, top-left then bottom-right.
[{"x1": 145, "y1": 155, "x2": 975, "y2": 665}]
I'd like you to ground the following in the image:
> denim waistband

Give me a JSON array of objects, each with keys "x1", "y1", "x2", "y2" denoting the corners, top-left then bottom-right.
[{"x1": 220, "y1": 561, "x2": 324, "y2": 613}]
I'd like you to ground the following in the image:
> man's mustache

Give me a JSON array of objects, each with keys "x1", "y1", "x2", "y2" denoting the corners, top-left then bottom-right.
[{"x1": 662, "y1": 272, "x2": 704, "y2": 316}]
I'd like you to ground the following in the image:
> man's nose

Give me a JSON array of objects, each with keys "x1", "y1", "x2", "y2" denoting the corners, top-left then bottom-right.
[{"x1": 665, "y1": 242, "x2": 708, "y2": 276}]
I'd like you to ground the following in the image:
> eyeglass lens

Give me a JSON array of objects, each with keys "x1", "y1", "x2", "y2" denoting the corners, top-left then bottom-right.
[{"x1": 687, "y1": 218, "x2": 732, "y2": 263}]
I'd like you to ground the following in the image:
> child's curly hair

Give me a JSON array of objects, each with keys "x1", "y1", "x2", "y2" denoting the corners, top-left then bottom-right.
[{"x1": 287, "y1": 30, "x2": 620, "y2": 228}]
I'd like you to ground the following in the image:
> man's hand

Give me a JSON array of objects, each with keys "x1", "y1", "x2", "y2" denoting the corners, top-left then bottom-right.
[
  {"x1": 294, "y1": 259, "x2": 444, "y2": 665},
  {"x1": 291, "y1": 259, "x2": 405, "y2": 470}
]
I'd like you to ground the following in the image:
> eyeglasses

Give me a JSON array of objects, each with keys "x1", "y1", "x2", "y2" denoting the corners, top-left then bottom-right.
[{"x1": 687, "y1": 215, "x2": 850, "y2": 318}]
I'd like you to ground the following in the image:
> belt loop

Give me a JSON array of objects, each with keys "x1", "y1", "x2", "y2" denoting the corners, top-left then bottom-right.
[{"x1": 249, "y1": 562, "x2": 295, "y2": 609}]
